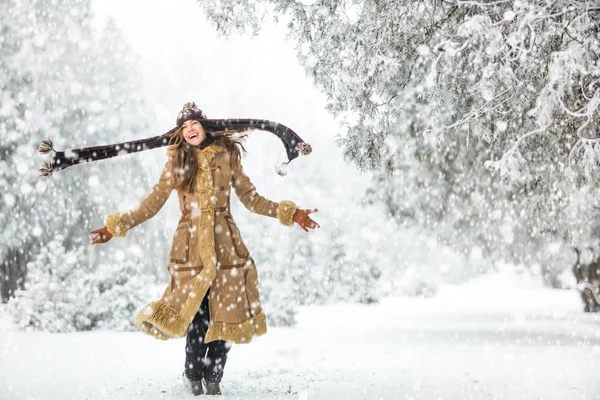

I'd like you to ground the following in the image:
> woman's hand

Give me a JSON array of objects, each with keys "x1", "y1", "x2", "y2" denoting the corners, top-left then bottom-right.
[
  {"x1": 90, "y1": 226, "x2": 113, "y2": 244},
  {"x1": 293, "y1": 209, "x2": 320, "y2": 232}
]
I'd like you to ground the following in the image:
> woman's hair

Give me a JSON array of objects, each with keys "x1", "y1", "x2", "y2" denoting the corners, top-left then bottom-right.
[{"x1": 168, "y1": 127, "x2": 247, "y2": 193}]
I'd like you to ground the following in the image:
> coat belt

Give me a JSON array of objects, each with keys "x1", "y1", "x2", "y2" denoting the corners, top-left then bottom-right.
[{"x1": 182, "y1": 206, "x2": 229, "y2": 215}]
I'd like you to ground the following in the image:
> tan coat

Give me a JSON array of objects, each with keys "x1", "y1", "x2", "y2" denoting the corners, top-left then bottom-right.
[{"x1": 105, "y1": 143, "x2": 297, "y2": 344}]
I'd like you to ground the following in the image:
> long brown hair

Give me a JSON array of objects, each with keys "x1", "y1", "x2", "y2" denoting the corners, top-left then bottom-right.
[{"x1": 168, "y1": 127, "x2": 247, "y2": 193}]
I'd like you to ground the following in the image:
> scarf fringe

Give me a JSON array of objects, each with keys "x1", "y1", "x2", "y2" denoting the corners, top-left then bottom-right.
[
  {"x1": 39, "y1": 138, "x2": 54, "y2": 154},
  {"x1": 38, "y1": 161, "x2": 53, "y2": 177}
]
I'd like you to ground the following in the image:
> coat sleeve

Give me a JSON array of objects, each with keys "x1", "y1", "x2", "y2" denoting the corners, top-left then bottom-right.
[
  {"x1": 232, "y1": 166, "x2": 298, "y2": 226},
  {"x1": 104, "y1": 160, "x2": 175, "y2": 237}
]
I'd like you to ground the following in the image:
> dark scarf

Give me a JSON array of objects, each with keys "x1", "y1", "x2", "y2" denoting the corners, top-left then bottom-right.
[
  {"x1": 195, "y1": 135, "x2": 214, "y2": 151},
  {"x1": 38, "y1": 119, "x2": 311, "y2": 177}
]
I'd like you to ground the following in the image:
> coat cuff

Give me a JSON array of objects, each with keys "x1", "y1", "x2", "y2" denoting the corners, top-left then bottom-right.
[
  {"x1": 277, "y1": 200, "x2": 297, "y2": 227},
  {"x1": 105, "y1": 212, "x2": 127, "y2": 238}
]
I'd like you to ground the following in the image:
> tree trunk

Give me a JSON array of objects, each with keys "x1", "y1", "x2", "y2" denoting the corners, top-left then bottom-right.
[{"x1": 0, "y1": 247, "x2": 28, "y2": 303}]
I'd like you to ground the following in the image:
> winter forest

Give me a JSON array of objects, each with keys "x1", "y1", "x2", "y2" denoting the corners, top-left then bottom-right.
[{"x1": 1, "y1": 0, "x2": 600, "y2": 399}]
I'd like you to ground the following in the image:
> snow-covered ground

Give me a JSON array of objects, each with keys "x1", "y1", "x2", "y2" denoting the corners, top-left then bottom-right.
[{"x1": 1, "y1": 272, "x2": 599, "y2": 400}]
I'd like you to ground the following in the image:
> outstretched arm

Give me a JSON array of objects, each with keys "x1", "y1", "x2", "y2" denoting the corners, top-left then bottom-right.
[
  {"x1": 103, "y1": 160, "x2": 175, "y2": 238},
  {"x1": 232, "y1": 166, "x2": 319, "y2": 230}
]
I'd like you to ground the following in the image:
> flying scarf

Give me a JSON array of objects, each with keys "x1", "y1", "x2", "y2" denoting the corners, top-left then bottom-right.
[{"x1": 38, "y1": 103, "x2": 312, "y2": 177}]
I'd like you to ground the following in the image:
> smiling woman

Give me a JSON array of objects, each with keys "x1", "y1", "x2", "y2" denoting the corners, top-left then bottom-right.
[
  {"x1": 182, "y1": 120, "x2": 207, "y2": 145},
  {"x1": 86, "y1": 102, "x2": 320, "y2": 396}
]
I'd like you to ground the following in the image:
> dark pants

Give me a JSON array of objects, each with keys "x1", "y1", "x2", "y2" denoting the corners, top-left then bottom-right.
[{"x1": 184, "y1": 292, "x2": 231, "y2": 383}]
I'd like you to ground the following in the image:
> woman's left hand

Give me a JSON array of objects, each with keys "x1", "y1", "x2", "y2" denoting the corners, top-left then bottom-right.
[{"x1": 293, "y1": 209, "x2": 320, "y2": 232}]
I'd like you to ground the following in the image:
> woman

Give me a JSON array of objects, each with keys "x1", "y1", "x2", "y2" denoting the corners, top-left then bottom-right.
[{"x1": 90, "y1": 103, "x2": 319, "y2": 395}]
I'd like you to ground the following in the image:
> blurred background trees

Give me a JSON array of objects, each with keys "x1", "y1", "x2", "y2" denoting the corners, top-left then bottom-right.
[{"x1": 0, "y1": 0, "x2": 158, "y2": 328}]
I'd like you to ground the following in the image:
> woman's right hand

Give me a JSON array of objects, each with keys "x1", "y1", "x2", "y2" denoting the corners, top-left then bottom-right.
[{"x1": 91, "y1": 226, "x2": 113, "y2": 244}]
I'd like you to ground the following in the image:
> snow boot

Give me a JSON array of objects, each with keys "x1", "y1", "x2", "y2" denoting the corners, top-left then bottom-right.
[
  {"x1": 183, "y1": 373, "x2": 204, "y2": 396},
  {"x1": 204, "y1": 379, "x2": 222, "y2": 395},
  {"x1": 190, "y1": 379, "x2": 204, "y2": 396}
]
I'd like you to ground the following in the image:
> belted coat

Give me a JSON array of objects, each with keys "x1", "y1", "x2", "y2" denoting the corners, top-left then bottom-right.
[{"x1": 105, "y1": 143, "x2": 298, "y2": 344}]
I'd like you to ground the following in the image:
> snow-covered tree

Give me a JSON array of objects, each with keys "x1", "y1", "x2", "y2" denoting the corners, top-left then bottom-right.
[
  {"x1": 196, "y1": 0, "x2": 600, "y2": 285},
  {"x1": 0, "y1": 0, "x2": 166, "y2": 330},
  {"x1": 8, "y1": 236, "x2": 156, "y2": 332}
]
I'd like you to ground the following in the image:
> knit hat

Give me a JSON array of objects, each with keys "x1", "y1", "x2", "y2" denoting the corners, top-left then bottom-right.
[
  {"x1": 176, "y1": 102, "x2": 207, "y2": 126},
  {"x1": 39, "y1": 102, "x2": 312, "y2": 177}
]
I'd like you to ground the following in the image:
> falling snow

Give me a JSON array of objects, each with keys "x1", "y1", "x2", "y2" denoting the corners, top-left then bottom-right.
[{"x1": 1, "y1": 0, "x2": 599, "y2": 398}]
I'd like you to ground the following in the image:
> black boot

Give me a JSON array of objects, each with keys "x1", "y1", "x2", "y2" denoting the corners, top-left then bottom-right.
[
  {"x1": 190, "y1": 379, "x2": 204, "y2": 396},
  {"x1": 204, "y1": 379, "x2": 222, "y2": 395}
]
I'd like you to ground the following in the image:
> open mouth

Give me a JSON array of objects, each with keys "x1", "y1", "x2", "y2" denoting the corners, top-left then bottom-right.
[{"x1": 189, "y1": 133, "x2": 199, "y2": 139}]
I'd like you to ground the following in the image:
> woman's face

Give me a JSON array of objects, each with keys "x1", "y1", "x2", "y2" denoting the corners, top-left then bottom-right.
[{"x1": 181, "y1": 119, "x2": 206, "y2": 146}]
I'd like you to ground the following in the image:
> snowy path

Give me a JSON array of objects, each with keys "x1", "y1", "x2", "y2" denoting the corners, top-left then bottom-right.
[{"x1": 2, "y1": 279, "x2": 600, "y2": 399}]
